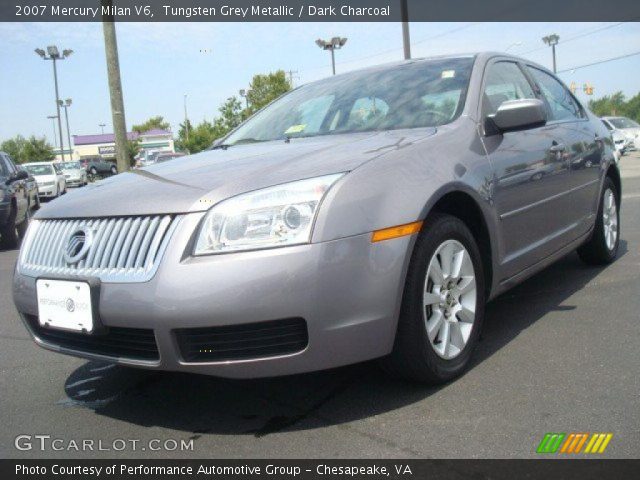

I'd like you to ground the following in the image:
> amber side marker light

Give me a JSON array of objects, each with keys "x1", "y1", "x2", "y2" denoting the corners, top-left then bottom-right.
[{"x1": 371, "y1": 221, "x2": 423, "y2": 243}]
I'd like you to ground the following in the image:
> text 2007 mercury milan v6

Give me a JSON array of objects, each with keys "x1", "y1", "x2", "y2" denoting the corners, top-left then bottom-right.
[{"x1": 13, "y1": 53, "x2": 621, "y2": 383}]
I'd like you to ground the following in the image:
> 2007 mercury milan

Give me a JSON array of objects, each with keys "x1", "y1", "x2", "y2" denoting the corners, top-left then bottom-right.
[{"x1": 13, "y1": 53, "x2": 620, "y2": 383}]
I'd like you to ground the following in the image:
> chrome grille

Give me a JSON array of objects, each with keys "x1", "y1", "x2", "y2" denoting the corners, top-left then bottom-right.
[{"x1": 19, "y1": 215, "x2": 180, "y2": 283}]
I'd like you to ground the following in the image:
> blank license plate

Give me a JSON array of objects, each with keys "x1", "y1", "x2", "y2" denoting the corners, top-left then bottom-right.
[{"x1": 36, "y1": 279, "x2": 93, "y2": 333}]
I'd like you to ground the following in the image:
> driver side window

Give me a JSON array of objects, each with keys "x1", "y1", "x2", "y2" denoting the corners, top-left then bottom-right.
[{"x1": 483, "y1": 61, "x2": 536, "y2": 116}]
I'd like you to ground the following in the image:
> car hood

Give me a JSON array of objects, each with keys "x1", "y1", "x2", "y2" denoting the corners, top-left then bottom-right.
[
  {"x1": 36, "y1": 129, "x2": 437, "y2": 219},
  {"x1": 62, "y1": 169, "x2": 83, "y2": 176},
  {"x1": 33, "y1": 175, "x2": 57, "y2": 182}
]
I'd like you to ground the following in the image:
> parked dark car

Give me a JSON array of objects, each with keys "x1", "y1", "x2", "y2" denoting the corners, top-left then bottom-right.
[
  {"x1": 80, "y1": 157, "x2": 118, "y2": 176},
  {"x1": 0, "y1": 151, "x2": 30, "y2": 248},
  {"x1": 13, "y1": 53, "x2": 621, "y2": 383},
  {"x1": 17, "y1": 166, "x2": 40, "y2": 211}
]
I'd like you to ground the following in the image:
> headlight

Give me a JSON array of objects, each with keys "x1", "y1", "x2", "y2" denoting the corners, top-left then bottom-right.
[{"x1": 194, "y1": 173, "x2": 344, "y2": 255}]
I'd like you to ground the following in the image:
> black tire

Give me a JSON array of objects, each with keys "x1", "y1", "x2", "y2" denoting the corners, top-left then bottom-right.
[
  {"x1": 380, "y1": 213, "x2": 485, "y2": 384},
  {"x1": 16, "y1": 205, "x2": 30, "y2": 240},
  {"x1": 33, "y1": 195, "x2": 40, "y2": 210},
  {"x1": 0, "y1": 205, "x2": 19, "y2": 249},
  {"x1": 577, "y1": 177, "x2": 620, "y2": 265}
]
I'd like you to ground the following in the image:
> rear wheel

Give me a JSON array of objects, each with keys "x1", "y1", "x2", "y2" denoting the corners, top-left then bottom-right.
[
  {"x1": 110, "y1": 166, "x2": 117, "y2": 175},
  {"x1": 90, "y1": 167, "x2": 98, "y2": 176},
  {"x1": 381, "y1": 213, "x2": 485, "y2": 383},
  {"x1": 578, "y1": 177, "x2": 620, "y2": 265}
]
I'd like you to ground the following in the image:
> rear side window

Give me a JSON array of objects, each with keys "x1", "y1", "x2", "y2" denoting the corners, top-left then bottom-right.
[
  {"x1": 483, "y1": 61, "x2": 536, "y2": 116},
  {"x1": 528, "y1": 67, "x2": 584, "y2": 121}
]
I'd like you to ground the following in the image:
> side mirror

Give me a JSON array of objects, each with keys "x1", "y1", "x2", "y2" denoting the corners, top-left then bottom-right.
[
  {"x1": 486, "y1": 98, "x2": 547, "y2": 135},
  {"x1": 6, "y1": 169, "x2": 29, "y2": 184}
]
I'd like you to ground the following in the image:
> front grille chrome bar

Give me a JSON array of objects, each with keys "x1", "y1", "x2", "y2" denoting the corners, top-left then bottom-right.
[{"x1": 18, "y1": 215, "x2": 181, "y2": 283}]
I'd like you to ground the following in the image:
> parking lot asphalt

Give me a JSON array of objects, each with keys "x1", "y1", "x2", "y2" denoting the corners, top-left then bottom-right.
[{"x1": 1, "y1": 154, "x2": 639, "y2": 459}]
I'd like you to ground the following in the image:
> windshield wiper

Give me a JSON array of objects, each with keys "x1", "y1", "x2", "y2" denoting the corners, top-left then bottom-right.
[{"x1": 211, "y1": 138, "x2": 264, "y2": 150}]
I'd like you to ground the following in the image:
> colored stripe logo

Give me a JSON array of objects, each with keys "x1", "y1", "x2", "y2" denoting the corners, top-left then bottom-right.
[{"x1": 537, "y1": 433, "x2": 613, "y2": 454}]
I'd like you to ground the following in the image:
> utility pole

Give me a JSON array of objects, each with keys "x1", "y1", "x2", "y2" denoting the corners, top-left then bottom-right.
[
  {"x1": 401, "y1": 0, "x2": 411, "y2": 60},
  {"x1": 35, "y1": 46, "x2": 72, "y2": 161},
  {"x1": 315, "y1": 37, "x2": 348, "y2": 75},
  {"x1": 183, "y1": 94, "x2": 189, "y2": 141},
  {"x1": 542, "y1": 34, "x2": 560, "y2": 73},
  {"x1": 47, "y1": 115, "x2": 58, "y2": 148},
  {"x1": 239, "y1": 89, "x2": 249, "y2": 109},
  {"x1": 59, "y1": 98, "x2": 73, "y2": 159},
  {"x1": 102, "y1": 0, "x2": 129, "y2": 172},
  {"x1": 286, "y1": 69, "x2": 299, "y2": 87},
  {"x1": 99, "y1": 123, "x2": 106, "y2": 134}
]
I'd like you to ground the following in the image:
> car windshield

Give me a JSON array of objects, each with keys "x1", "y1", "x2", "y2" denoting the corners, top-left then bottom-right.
[
  {"x1": 24, "y1": 164, "x2": 54, "y2": 175},
  {"x1": 60, "y1": 161, "x2": 80, "y2": 170},
  {"x1": 223, "y1": 57, "x2": 475, "y2": 146},
  {"x1": 609, "y1": 117, "x2": 640, "y2": 129}
]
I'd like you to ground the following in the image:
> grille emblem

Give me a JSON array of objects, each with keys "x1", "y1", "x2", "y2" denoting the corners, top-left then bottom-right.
[{"x1": 63, "y1": 226, "x2": 93, "y2": 264}]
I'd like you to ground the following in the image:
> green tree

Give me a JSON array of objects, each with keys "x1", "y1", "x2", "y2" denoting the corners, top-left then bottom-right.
[
  {"x1": 246, "y1": 70, "x2": 291, "y2": 113},
  {"x1": 0, "y1": 135, "x2": 55, "y2": 163},
  {"x1": 588, "y1": 91, "x2": 626, "y2": 117},
  {"x1": 214, "y1": 96, "x2": 244, "y2": 133},
  {"x1": 176, "y1": 120, "x2": 218, "y2": 155},
  {"x1": 126, "y1": 139, "x2": 141, "y2": 167},
  {"x1": 132, "y1": 116, "x2": 170, "y2": 134}
]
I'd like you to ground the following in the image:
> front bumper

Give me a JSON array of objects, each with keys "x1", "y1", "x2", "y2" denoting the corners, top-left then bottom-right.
[
  {"x1": 64, "y1": 178, "x2": 84, "y2": 186},
  {"x1": 13, "y1": 212, "x2": 413, "y2": 378},
  {"x1": 37, "y1": 185, "x2": 57, "y2": 197}
]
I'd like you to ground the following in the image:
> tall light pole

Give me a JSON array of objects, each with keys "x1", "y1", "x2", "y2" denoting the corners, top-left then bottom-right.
[
  {"x1": 46, "y1": 115, "x2": 58, "y2": 148},
  {"x1": 102, "y1": 0, "x2": 129, "y2": 172},
  {"x1": 59, "y1": 98, "x2": 73, "y2": 160},
  {"x1": 35, "y1": 46, "x2": 72, "y2": 161},
  {"x1": 183, "y1": 94, "x2": 189, "y2": 141},
  {"x1": 401, "y1": 0, "x2": 411, "y2": 60},
  {"x1": 99, "y1": 123, "x2": 106, "y2": 134},
  {"x1": 542, "y1": 34, "x2": 560, "y2": 73},
  {"x1": 315, "y1": 37, "x2": 348, "y2": 75}
]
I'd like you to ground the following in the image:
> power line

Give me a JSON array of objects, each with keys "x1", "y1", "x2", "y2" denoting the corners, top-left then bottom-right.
[
  {"x1": 556, "y1": 50, "x2": 640, "y2": 73},
  {"x1": 518, "y1": 22, "x2": 628, "y2": 56},
  {"x1": 301, "y1": 22, "x2": 479, "y2": 75}
]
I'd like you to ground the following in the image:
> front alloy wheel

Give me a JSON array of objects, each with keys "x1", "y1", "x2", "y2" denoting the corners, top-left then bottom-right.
[
  {"x1": 423, "y1": 240, "x2": 477, "y2": 360},
  {"x1": 381, "y1": 213, "x2": 485, "y2": 384}
]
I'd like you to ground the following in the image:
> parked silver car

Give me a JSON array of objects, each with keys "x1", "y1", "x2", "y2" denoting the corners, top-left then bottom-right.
[
  {"x1": 59, "y1": 161, "x2": 88, "y2": 187},
  {"x1": 601, "y1": 116, "x2": 640, "y2": 150},
  {"x1": 13, "y1": 53, "x2": 620, "y2": 383}
]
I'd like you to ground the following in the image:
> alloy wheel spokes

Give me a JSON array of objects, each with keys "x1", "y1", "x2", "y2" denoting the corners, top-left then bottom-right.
[
  {"x1": 423, "y1": 239, "x2": 477, "y2": 360},
  {"x1": 603, "y1": 189, "x2": 618, "y2": 250}
]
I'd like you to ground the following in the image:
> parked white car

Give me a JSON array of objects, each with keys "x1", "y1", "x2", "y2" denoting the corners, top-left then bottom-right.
[
  {"x1": 59, "y1": 161, "x2": 88, "y2": 187},
  {"x1": 601, "y1": 116, "x2": 640, "y2": 151},
  {"x1": 610, "y1": 130, "x2": 630, "y2": 157},
  {"x1": 22, "y1": 162, "x2": 67, "y2": 199}
]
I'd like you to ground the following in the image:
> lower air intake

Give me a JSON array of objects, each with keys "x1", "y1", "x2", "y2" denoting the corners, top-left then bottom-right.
[{"x1": 175, "y1": 318, "x2": 308, "y2": 362}]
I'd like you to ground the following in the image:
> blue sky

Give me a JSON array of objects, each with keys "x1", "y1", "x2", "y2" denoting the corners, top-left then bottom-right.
[{"x1": 1, "y1": 21, "x2": 639, "y2": 145}]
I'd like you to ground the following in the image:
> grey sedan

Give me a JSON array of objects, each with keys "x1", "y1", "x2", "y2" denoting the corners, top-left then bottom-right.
[{"x1": 13, "y1": 53, "x2": 620, "y2": 383}]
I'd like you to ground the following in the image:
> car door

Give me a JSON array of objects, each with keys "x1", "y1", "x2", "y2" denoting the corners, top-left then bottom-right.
[
  {"x1": 526, "y1": 66, "x2": 603, "y2": 236},
  {"x1": 2, "y1": 154, "x2": 28, "y2": 218},
  {"x1": 480, "y1": 59, "x2": 573, "y2": 279}
]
